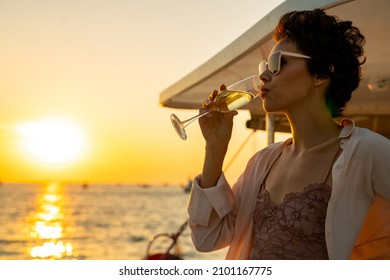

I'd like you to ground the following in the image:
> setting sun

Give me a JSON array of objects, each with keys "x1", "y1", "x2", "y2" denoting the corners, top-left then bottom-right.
[{"x1": 17, "y1": 118, "x2": 87, "y2": 164}]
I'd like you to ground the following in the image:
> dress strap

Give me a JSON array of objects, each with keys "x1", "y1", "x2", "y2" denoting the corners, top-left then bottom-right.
[
  {"x1": 322, "y1": 145, "x2": 342, "y2": 184},
  {"x1": 259, "y1": 141, "x2": 287, "y2": 190}
]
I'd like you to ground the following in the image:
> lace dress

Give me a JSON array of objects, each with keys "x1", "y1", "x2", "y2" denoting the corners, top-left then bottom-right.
[
  {"x1": 249, "y1": 183, "x2": 331, "y2": 259},
  {"x1": 249, "y1": 145, "x2": 341, "y2": 260}
]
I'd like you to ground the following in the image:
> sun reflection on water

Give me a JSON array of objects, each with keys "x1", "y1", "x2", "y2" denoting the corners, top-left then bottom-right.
[{"x1": 28, "y1": 182, "x2": 75, "y2": 259}]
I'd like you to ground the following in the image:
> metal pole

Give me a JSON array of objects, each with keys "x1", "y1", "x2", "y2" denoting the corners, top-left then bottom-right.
[{"x1": 266, "y1": 113, "x2": 275, "y2": 145}]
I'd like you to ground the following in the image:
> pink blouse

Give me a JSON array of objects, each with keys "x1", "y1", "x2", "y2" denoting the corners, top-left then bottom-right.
[{"x1": 187, "y1": 120, "x2": 390, "y2": 259}]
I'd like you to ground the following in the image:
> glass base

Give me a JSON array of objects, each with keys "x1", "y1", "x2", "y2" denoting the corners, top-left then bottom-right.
[{"x1": 170, "y1": 114, "x2": 187, "y2": 140}]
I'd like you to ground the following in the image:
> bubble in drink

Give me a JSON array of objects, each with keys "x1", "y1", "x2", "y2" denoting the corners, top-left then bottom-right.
[{"x1": 212, "y1": 90, "x2": 255, "y2": 112}]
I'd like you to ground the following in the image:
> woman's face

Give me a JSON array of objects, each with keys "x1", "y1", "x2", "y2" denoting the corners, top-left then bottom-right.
[{"x1": 260, "y1": 39, "x2": 315, "y2": 115}]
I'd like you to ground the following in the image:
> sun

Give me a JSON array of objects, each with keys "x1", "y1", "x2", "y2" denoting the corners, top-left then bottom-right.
[{"x1": 17, "y1": 118, "x2": 87, "y2": 164}]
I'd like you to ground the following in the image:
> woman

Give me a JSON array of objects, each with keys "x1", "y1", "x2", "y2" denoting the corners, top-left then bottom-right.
[{"x1": 187, "y1": 9, "x2": 390, "y2": 259}]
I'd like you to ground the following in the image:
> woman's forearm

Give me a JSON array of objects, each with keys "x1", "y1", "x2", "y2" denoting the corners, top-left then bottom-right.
[{"x1": 200, "y1": 143, "x2": 228, "y2": 188}]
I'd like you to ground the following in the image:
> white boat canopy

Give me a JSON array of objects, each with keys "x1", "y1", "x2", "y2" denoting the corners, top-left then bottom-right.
[{"x1": 159, "y1": 0, "x2": 390, "y2": 140}]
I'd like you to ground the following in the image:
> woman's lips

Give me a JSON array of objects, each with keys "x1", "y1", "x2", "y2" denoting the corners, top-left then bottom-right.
[{"x1": 260, "y1": 86, "x2": 269, "y2": 98}]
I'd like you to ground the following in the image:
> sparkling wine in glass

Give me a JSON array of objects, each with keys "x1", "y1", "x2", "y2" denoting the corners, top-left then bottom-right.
[{"x1": 170, "y1": 75, "x2": 261, "y2": 140}]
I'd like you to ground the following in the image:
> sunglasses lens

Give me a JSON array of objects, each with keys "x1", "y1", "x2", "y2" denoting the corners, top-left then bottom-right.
[
  {"x1": 268, "y1": 52, "x2": 280, "y2": 75},
  {"x1": 259, "y1": 52, "x2": 281, "y2": 76},
  {"x1": 259, "y1": 60, "x2": 267, "y2": 75}
]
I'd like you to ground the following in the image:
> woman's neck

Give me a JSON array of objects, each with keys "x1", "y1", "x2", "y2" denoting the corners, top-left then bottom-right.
[{"x1": 286, "y1": 108, "x2": 342, "y2": 154}]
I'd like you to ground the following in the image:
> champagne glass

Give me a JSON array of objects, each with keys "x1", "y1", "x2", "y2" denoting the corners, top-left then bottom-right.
[{"x1": 170, "y1": 75, "x2": 261, "y2": 140}]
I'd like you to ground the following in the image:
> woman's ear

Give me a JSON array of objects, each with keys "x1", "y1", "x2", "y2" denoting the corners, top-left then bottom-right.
[
  {"x1": 314, "y1": 64, "x2": 334, "y2": 86},
  {"x1": 314, "y1": 75, "x2": 330, "y2": 87}
]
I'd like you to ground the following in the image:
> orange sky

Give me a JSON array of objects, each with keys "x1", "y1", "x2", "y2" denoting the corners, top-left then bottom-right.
[{"x1": 0, "y1": 0, "x2": 286, "y2": 185}]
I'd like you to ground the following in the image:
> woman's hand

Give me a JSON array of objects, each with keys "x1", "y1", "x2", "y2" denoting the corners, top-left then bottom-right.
[
  {"x1": 198, "y1": 84, "x2": 238, "y2": 148},
  {"x1": 198, "y1": 84, "x2": 238, "y2": 188}
]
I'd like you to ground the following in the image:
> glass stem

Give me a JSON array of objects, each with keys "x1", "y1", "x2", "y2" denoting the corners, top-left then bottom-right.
[{"x1": 182, "y1": 109, "x2": 211, "y2": 128}]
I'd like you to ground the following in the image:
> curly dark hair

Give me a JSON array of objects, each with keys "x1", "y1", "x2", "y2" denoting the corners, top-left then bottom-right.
[{"x1": 273, "y1": 9, "x2": 366, "y2": 117}]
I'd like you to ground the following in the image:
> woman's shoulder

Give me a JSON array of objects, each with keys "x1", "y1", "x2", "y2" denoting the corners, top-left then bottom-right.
[
  {"x1": 341, "y1": 119, "x2": 389, "y2": 146},
  {"x1": 238, "y1": 139, "x2": 292, "y2": 191},
  {"x1": 345, "y1": 125, "x2": 390, "y2": 161},
  {"x1": 352, "y1": 126, "x2": 390, "y2": 146}
]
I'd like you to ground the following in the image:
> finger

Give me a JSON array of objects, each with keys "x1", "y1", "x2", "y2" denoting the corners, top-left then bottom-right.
[
  {"x1": 202, "y1": 99, "x2": 211, "y2": 108},
  {"x1": 209, "y1": 89, "x2": 218, "y2": 101},
  {"x1": 223, "y1": 110, "x2": 238, "y2": 119}
]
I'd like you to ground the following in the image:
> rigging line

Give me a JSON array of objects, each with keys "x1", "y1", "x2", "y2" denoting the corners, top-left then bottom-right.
[{"x1": 223, "y1": 130, "x2": 257, "y2": 173}]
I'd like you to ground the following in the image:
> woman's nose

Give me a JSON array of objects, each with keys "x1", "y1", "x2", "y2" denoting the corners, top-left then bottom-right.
[{"x1": 260, "y1": 69, "x2": 271, "y2": 83}]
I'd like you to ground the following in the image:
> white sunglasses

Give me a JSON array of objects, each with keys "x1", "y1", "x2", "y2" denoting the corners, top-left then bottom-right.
[{"x1": 259, "y1": 51, "x2": 311, "y2": 76}]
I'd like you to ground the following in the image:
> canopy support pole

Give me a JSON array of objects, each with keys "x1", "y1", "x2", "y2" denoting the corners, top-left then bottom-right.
[{"x1": 266, "y1": 113, "x2": 275, "y2": 145}]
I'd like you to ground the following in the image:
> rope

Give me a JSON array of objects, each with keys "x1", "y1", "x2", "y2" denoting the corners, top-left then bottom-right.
[{"x1": 223, "y1": 130, "x2": 257, "y2": 173}]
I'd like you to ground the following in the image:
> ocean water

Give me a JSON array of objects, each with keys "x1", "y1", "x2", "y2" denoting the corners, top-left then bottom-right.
[{"x1": 0, "y1": 182, "x2": 227, "y2": 260}]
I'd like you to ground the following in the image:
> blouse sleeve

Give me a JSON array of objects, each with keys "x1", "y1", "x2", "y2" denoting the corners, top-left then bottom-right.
[
  {"x1": 349, "y1": 130, "x2": 390, "y2": 259},
  {"x1": 186, "y1": 142, "x2": 284, "y2": 254},
  {"x1": 370, "y1": 132, "x2": 390, "y2": 200},
  {"x1": 187, "y1": 172, "x2": 243, "y2": 252}
]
